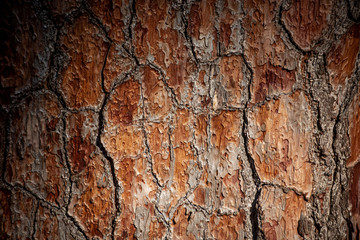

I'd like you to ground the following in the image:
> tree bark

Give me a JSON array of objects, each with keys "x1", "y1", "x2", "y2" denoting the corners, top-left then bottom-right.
[{"x1": 0, "y1": 0, "x2": 359, "y2": 239}]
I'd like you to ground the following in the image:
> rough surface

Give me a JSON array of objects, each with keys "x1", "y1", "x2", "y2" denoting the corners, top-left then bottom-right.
[
  {"x1": 0, "y1": 188, "x2": 36, "y2": 239},
  {"x1": 248, "y1": 91, "x2": 313, "y2": 198},
  {"x1": 0, "y1": 0, "x2": 360, "y2": 239},
  {"x1": 87, "y1": 0, "x2": 130, "y2": 43},
  {"x1": 243, "y1": 0, "x2": 300, "y2": 104},
  {"x1": 66, "y1": 111, "x2": 115, "y2": 239},
  {"x1": 259, "y1": 186, "x2": 308, "y2": 240},
  {"x1": 0, "y1": 0, "x2": 55, "y2": 105},
  {"x1": 349, "y1": 80, "x2": 360, "y2": 238},
  {"x1": 59, "y1": 15, "x2": 109, "y2": 110},
  {"x1": 5, "y1": 91, "x2": 68, "y2": 207},
  {"x1": 327, "y1": 23, "x2": 360, "y2": 99},
  {"x1": 282, "y1": 0, "x2": 334, "y2": 51}
]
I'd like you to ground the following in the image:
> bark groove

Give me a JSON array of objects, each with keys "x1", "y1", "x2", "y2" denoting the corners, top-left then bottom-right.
[{"x1": 0, "y1": 0, "x2": 359, "y2": 239}]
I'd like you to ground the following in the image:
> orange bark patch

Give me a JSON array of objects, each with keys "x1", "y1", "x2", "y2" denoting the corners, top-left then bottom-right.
[
  {"x1": 115, "y1": 157, "x2": 160, "y2": 239},
  {"x1": 66, "y1": 111, "x2": 98, "y2": 174},
  {"x1": 87, "y1": 0, "x2": 130, "y2": 43},
  {"x1": 102, "y1": 79, "x2": 144, "y2": 161},
  {"x1": 146, "y1": 122, "x2": 170, "y2": 186},
  {"x1": 188, "y1": 0, "x2": 218, "y2": 61},
  {"x1": 243, "y1": 0, "x2": 299, "y2": 104},
  {"x1": 209, "y1": 211, "x2": 245, "y2": 239},
  {"x1": 216, "y1": 56, "x2": 246, "y2": 108},
  {"x1": 253, "y1": 64, "x2": 296, "y2": 103},
  {"x1": 248, "y1": 91, "x2": 313, "y2": 197},
  {"x1": 69, "y1": 153, "x2": 115, "y2": 238},
  {"x1": 60, "y1": 15, "x2": 108, "y2": 109},
  {"x1": 134, "y1": 0, "x2": 194, "y2": 103},
  {"x1": 106, "y1": 79, "x2": 141, "y2": 126},
  {"x1": 259, "y1": 186, "x2": 307, "y2": 240},
  {"x1": 142, "y1": 66, "x2": 172, "y2": 121},
  {"x1": 328, "y1": 24, "x2": 360, "y2": 87},
  {"x1": 103, "y1": 44, "x2": 134, "y2": 92},
  {"x1": 210, "y1": 111, "x2": 243, "y2": 178},
  {"x1": 283, "y1": 0, "x2": 334, "y2": 50}
]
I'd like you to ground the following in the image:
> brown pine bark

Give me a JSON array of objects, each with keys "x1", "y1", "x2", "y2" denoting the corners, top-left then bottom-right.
[{"x1": 0, "y1": 0, "x2": 359, "y2": 239}]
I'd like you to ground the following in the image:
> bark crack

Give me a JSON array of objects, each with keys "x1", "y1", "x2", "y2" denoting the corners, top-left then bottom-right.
[
  {"x1": 1, "y1": 0, "x2": 359, "y2": 239},
  {"x1": 96, "y1": 92, "x2": 122, "y2": 240},
  {"x1": 240, "y1": 52, "x2": 265, "y2": 239},
  {"x1": 277, "y1": 0, "x2": 309, "y2": 55},
  {"x1": 139, "y1": 91, "x2": 164, "y2": 189},
  {"x1": 181, "y1": 0, "x2": 200, "y2": 65},
  {"x1": 100, "y1": 43, "x2": 112, "y2": 94}
]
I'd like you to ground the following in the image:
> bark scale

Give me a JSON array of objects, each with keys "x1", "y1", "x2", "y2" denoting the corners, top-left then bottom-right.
[{"x1": 0, "y1": 0, "x2": 359, "y2": 239}]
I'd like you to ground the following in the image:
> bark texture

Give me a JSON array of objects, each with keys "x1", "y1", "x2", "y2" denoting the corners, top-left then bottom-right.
[{"x1": 0, "y1": 0, "x2": 360, "y2": 239}]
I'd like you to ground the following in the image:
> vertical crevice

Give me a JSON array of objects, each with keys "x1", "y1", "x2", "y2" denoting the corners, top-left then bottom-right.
[
  {"x1": 277, "y1": 0, "x2": 308, "y2": 55},
  {"x1": 181, "y1": 0, "x2": 200, "y2": 65},
  {"x1": 250, "y1": 188, "x2": 263, "y2": 240},
  {"x1": 167, "y1": 120, "x2": 175, "y2": 190},
  {"x1": 96, "y1": 93, "x2": 121, "y2": 240},
  {"x1": 100, "y1": 43, "x2": 112, "y2": 94},
  {"x1": 138, "y1": 70, "x2": 166, "y2": 189},
  {"x1": 240, "y1": 51, "x2": 264, "y2": 239},
  {"x1": 330, "y1": 58, "x2": 360, "y2": 238},
  {"x1": 82, "y1": 0, "x2": 113, "y2": 43},
  {"x1": 241, "y1": 110, "x2": 261, "y2": 187},
  {"x1": 125, "y1": 0, "x2": 140, "y2": 66},
  {"x1": 240, "y1": 52, "x2": 261, "y2": 186}
]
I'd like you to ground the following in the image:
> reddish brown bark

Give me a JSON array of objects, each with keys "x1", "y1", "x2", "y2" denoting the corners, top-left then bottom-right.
[{"x1": 0, "y1": 0, "x2": 359, "y2": 239}]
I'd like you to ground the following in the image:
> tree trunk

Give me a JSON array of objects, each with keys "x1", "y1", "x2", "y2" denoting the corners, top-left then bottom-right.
[{"x1": 0, "y1": 0, "x2": 359, "y2": 239}]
